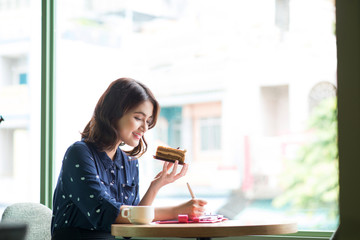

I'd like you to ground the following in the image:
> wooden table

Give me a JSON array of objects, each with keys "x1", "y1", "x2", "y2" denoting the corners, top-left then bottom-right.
[{"x1": 111, "y1": 220, "x2": 297, "y2": 240}]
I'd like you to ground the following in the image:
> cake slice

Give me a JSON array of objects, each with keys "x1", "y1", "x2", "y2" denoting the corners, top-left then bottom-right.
[{"x1": 154, "y1": 146, "x2": 187, "y2": 165}]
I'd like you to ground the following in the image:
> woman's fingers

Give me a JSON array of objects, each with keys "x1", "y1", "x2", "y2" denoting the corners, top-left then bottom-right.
[
  {"x1": 196, "y1": 199, "x2": 208, "y2": 206},
  {"x1": 170, "y1": 161, "x2": 179, "y2": 176},
  {"x1": 154, "y1": 161, "x2": 188, "y2": 187},
  {"x1": 171, "y1": 163, "x2": 188, "y2": 181},
  {"x1": 183, "y1": 199, "x2": 208, "y2": 217},
  {"x1": 154, "y1": 162, "x2": 169, "y2": 178},
  {"x1": 171, "y1": 162, "x2": 188, "y2": 181},
  {"x1": 162, "y1": 161, "x2": 169, "y2": 172},
  {"x1": 179, "y1": 163, "x2": 188, "y2": 176},
  {"x1": 166, "y1": 162, "x2": 174, "y2": 171}
]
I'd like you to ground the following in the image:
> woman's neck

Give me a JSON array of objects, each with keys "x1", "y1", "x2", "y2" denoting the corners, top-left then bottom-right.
[{"x1": 105, "y1": 147, "x2": 117, "y2": 161}]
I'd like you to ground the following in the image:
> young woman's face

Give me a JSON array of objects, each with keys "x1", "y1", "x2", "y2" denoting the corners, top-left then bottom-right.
[{"x1": 117, "y1": 100, "x2": 154, "y2": 147}]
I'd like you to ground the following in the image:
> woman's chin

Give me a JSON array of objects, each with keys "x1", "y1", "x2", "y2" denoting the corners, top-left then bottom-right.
[{"x1": 127, "y1": 140, "x2": 140, "y2": 147}]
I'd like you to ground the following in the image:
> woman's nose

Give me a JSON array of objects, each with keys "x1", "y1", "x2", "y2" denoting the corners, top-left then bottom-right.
[{"x1": 140, "y1": 121, "x2": 148, "y2": 132}]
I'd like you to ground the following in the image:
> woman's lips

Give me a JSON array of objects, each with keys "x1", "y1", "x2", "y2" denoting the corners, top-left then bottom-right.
[{"x1": 133, "y1": 132, "x2": 142, "y2": 140}]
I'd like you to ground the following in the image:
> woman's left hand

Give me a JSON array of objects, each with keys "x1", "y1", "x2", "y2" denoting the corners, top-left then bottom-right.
[
  {"x1": 152, "y1": 161, "x2": 188, "y2": 188},
  {"x1": 139, "y1": 161, "x2": 188, "y2": 206},
  {"x1": 175, "y1": 199, "x2": 208, "y2": 219}
]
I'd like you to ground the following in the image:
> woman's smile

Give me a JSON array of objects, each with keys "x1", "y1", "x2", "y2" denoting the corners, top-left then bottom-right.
[
  {"x1": 133, "y1": 132, "x2": 142, "y2": 140},
  {"x1": 117, "y1": 100, "x2": 154, "y2": 147}
]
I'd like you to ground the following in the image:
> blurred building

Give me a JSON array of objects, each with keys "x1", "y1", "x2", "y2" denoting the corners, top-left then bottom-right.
[
  {"x1": 0, "y1": 0, "x2": 337, "y2": 211},
  {"x1": 0, "y1": 0, "x2": 41, "y2": 206}
]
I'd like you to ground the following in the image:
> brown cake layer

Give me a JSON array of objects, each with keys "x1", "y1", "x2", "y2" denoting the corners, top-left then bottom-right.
[{"x1": 154, "y1": 146, "x2": 187, "y2": 164}]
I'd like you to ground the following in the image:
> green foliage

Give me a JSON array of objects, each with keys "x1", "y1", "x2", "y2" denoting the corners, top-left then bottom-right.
[{"x1": 273, "y1": 97, "x2": 338, "y2": 220}]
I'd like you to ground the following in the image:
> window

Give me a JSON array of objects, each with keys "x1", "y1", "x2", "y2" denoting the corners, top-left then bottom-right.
[
  {"x1": 261, "y1": 85, "x2": 289, "y2": 136},
  {"x1": 0, "y1": 1, "x2": 41, "y2": 215},
  {"x1": 158, "y1": 107, "x2": 183, "y2": 148},
  {"x1": 275, "y1": 0, "x2": 290, "y2": 32},
  {"x1": 52, "y1": 0, "x2": 337, "y2": 234},
  {"x1": 200, "y1": 117, "x2": 221, "y2": 151},
  {"x1": 19, "y1": 73, "x2": 28, "y2": 85}
]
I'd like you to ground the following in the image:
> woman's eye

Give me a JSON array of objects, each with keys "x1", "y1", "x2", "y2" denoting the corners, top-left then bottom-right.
[{"x1": 135, "y1": 117, "x2": 141, "y2": 121}]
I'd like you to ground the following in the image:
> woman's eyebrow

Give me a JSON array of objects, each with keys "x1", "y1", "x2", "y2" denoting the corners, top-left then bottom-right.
[{"x1": 134, "y1": 111, "x2": 152, "y2": 118}]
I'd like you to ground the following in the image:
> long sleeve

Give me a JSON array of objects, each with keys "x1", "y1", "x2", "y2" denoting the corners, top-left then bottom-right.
[{"x1": 51, "y1": 141, "x2": 140, "y2": 234}]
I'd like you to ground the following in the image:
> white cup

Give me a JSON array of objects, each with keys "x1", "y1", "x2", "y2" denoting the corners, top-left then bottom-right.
[{"x1": 121, "y1": 206, "x2": 155, "y2": 224}]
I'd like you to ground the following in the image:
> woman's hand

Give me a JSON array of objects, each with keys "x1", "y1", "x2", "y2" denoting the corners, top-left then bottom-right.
[
  {"x1": 175, "y1": 199, "x2": 208, "y2": 219},
  {"x1": 139, "y1": 161, "x2": 188, "y2": 206},
  {"x1": 153, "y1": 198, "x2": 208, "y2": 221},
  {"x1": 151, "y1": 161, "x2": 188, "y2": 189}
]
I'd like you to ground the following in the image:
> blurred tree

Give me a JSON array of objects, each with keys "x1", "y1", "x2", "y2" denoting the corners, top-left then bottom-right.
[{"x1": 273, "y1": 97, "x2": 338, "y2": 221}]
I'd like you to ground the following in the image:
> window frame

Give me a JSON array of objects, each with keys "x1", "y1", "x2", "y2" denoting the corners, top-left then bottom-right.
[
  {"x1": 40, "y1": 0, "x2": 55, "y2": 209},
  {"x1": 39, "y1": 0, "x2": 360, "y2": 238},
  {"x1": 336, "y1": 0, "x2": 360, "y2": 238}
]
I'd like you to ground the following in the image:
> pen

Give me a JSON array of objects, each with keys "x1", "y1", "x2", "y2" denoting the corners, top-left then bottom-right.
[{"x1": 186, "y1": 182, "x2": 196, "y2": 199}]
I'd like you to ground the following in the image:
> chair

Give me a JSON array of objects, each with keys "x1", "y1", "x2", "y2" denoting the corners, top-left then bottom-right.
[
  {"x1": 0, "y1": 222, "x2": 27, "y2": 240},
  {"x1": 1, "y1": 202, "x2": 52, "y2": 240}
]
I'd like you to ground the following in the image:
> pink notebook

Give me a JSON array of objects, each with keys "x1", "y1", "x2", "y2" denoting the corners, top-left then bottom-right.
[{"x1": 156, "y1": 214, "x2": 227, "y2": 224}]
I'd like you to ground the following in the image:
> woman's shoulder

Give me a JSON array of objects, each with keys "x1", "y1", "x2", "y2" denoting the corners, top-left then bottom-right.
[
  {"x1": 65, "y1": 141, "x2": 94, "y2": 158},
  {"x1": 72, "y1": 140, "x2": 87, "y2": 147},
  {"x1": 62, "y1": 141, "x2": 96, "y2": 167},
  {"x1": 68, "y1": 140, "x2": 95, "y2": 150}
]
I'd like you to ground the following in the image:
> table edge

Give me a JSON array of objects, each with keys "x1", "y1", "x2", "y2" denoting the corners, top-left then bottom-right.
[{"x1": 111, "y1": 221, "x2": 298, "y2": 238}]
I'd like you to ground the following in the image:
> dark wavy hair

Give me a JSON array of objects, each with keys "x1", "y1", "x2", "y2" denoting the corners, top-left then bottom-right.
[{"x1": 81, "y1": 77, "x2": 160, "y2": 157}]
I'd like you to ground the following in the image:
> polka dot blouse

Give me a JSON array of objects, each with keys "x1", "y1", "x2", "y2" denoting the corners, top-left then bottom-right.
[{"x1": 51, "y1": 141, "x2": 140, "y2": 234}]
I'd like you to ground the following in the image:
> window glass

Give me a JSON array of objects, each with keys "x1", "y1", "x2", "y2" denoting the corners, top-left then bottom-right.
[
  {"x1": 55, "y1": 0, "x2": 337, "y2": 230},
  {"x1": 0, "y1": 0, "x2": 41, "y2": 215},
  {"x1": 200, "y1": 117, "x2": 221, "y2": 151}
]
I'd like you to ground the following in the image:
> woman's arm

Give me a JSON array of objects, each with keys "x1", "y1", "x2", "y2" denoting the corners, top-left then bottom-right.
[
  {"x1": 114, "y1": 160, "x2": 207, "y2": 222},
  {"x1": 139, "y1": 161, "x2": 207, "y2": 220},
  {"x1": 60, "y1": 143, "x2": 123, "y2": 228}
]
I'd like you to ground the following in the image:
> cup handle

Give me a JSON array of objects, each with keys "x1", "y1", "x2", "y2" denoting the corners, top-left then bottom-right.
[{"x1": 121, "y1": 208, "x2": 130, "y2": 218}]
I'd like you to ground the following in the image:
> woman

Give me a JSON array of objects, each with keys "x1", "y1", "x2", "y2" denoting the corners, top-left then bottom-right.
[{"x1": 51, "y1": 78, "x2": 207, "y2": 239}]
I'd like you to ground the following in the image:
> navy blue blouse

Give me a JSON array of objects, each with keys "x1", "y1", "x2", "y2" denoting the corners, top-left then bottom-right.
[{"x1": 51, "y1": 141, "x2": 140, "y2": 234}]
